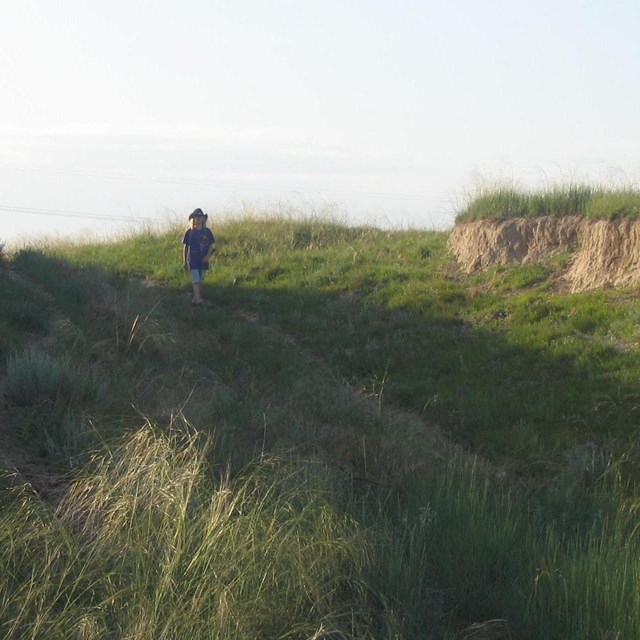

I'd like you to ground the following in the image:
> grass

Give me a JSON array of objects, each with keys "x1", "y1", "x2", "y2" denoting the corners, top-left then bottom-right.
[
  {"x1": 3, "y1": 425, "x2": 640, "y2": 639},
  {"x1": 0, "y1": 269, "x2": 51, "y2": 359},
  {"x1": 4, "y1": 350, "x2": 105, "y2": 456},
  {"x1": 5, "y1": 351, "x2": 103, "y2": 409},
  {"x1": 16, "y1": 215, "x2": 640, "y2": 464},
  {"x1": 3, "y1": 209, "x2": 640, "y2": 636},
  {"x1": 0, "y1": 423, "x2": 397, "y2": 639},
  {"x1": 390, "y1": 448, "x2": 640, "y2": 640},
  {"x1": 456, "y1": 183, "x2": 640, "y2": 222}
]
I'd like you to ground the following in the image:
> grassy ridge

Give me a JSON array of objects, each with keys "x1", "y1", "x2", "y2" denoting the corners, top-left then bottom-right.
[
  {"x1": 2, "y1": 213, "x2": 640, "y2": 637},
  {"x1": 50, "y1": 215, "x2": 640, "y2": 464},
  {"x1": 457, "y1": 183, "x2": 640, "y2": 222}
]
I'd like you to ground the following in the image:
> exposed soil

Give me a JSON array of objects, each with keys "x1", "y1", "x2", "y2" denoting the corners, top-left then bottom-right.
[
  {"x1": 0, "y1": 408, "x2": 69, "y2": 502},
  {"x1": 448, "y1": 216, "x2": 640, "y2": 292}
]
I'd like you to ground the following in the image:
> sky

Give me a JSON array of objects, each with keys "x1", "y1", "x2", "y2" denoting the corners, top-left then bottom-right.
[{"x1": 1, "y1": 0, "x2": 639, "y2": 246}]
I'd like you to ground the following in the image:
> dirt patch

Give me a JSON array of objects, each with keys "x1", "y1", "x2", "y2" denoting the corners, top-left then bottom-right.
[
  {"x1": 448, "y1": 216, "x2": 640, "y2": 292},
  {"x1": 0, "y1": 405, "x2": 69, "y2": 502}
]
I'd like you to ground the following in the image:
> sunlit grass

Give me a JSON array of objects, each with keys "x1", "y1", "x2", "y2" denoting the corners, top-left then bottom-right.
[
  {"x1": 17, "y1": 210, "x2": 640, "y2": 462},
  {"x1": 457, "y1": 183, "x2": 640, "y2": 221},
  {"x1": 0, "y1": 422, "x2": 396, "y2": 639}
]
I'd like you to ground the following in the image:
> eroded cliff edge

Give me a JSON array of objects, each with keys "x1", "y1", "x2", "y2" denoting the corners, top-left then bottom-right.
[{"x1": 448, "y1": 216, "x2": 640, "y2": 292}]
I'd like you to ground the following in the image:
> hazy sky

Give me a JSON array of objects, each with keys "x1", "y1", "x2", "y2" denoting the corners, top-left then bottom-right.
[{"x1": 1, "y1": 0, "x2": 639, "y2": 245}]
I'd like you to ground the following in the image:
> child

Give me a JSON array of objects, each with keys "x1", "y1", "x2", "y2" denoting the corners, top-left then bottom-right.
[{"x1": 182, "y1": 208, "x2": 215, "y2": 305}]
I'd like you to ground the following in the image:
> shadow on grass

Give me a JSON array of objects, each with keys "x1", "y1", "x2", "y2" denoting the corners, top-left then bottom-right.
[
  {"x1": 204, "y1": 279, "x2": 640, "y2": 466},
  {"x1": 7, "y1": 246, "x2": 640, "y2": 640},
  {"x1": 8, "y1": 246, "x2": 640, "y2": 471}
]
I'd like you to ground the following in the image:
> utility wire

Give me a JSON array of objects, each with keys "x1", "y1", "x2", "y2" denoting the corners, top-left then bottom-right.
[
  {"x1": 0, "y1": 204, "x2": 144, "y2": 222},
  {"x1": 0, "y1": 162, "x2": 445, "y2": 203}
]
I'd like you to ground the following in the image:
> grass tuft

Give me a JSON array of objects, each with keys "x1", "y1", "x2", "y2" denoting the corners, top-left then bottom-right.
[
  {"x1": 4, "y1": 350, "x2": 105, "y2": 455},
  {"x1": 457, "y1": 183, "x2": 640, "y2": 222},
  {"x1": 0, "y1": 422, "x2": 397, "y2": 639},
  {"x1": 4, "y1": 351, "x2": 101, "y2": 409}
]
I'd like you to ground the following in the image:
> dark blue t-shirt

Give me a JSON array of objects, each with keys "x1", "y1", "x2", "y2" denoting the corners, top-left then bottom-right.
[{"x1": 183, "y1": 227, "x2": 215, "y2": 269}]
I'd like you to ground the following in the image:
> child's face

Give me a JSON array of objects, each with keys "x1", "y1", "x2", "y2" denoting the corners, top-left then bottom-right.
[{"x1": 194, "y1": 216, "x2": 204, "y2": 227}]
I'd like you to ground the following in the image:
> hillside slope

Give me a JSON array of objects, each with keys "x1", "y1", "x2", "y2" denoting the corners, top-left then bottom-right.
[
  {"x1": 4, "y1": 219, "x2": 640, "y2": 639},
  {"x1": 0, "y1": 236, "x2": 448, "y2": 496},
  {"x1": 4, "y1": 218, "x2": 640, "y2": 480}
]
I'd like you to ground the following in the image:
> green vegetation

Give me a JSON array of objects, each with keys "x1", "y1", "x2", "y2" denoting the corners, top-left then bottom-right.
[
  {"x1": 2, "y1": 211, "x2": 640, "y2": 638},
  {"x1": 0, "y1": 267, "x2": 51, "y2": 358},
  {"x1": 4, "y1": 350, "x2": 105, "y2": 456},
  {"x1": 1, "y1": 426, "x2": 393, "y2": 639},
  {"x1": 457, "y1": 183, "x2": 640, "y2": 222}
]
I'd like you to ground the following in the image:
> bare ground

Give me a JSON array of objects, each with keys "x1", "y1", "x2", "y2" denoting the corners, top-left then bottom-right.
[{"x1": 448, "y1": 216, "x2": 640, "y2": 292}]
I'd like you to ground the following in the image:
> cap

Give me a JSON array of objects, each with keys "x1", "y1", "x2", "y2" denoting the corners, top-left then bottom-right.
[{"x1": 188, "y1": 208, "x2": 205, "y2": 220}]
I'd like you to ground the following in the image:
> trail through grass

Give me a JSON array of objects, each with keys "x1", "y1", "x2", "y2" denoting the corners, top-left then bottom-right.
[{"x1": 3, "y1": 211, "x2": 640, "y2": 637}]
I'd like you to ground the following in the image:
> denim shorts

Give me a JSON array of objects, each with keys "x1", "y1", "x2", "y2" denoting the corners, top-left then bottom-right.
[{"x1": 190, "y1": 269, "x2": 207, "y2": 284}]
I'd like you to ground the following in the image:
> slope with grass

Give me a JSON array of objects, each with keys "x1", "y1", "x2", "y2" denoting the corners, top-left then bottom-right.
[
  {"x1": 3, "y1": 215, "x2": 640, "y2": 639},
  {"x1": 450, "y1": 185, "x2": 640, "y2": 292}
]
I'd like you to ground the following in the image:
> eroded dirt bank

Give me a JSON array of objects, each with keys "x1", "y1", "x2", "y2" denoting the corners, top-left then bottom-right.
[{"x1": 448, "y1": 216, "x2": 640, "y2": 292}]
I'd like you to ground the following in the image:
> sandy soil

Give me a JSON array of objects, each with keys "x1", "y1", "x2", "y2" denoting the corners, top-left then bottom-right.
[{"x1": 449, "y1": 216, "x2": 640, "y2": 292}]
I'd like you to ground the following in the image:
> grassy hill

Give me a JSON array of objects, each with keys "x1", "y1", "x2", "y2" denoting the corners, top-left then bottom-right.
[{"x1": 2, "y1": 214, "x2": 640, "y2": 639}]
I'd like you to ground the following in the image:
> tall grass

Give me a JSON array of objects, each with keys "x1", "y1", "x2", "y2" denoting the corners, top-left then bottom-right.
[
  {"x1": 0, "y1": 423, "x2": 396, "y2": 639},
  {"x1": 5, "y1": 350, "x2": 103, "y2": 409},
  {"x1": 380, "y1": 450, "x2": 640, "y2": 639},
  {"x1": 457, "y1": 183, "x2": 640, "y2": 221},
  {"x1": 4, "y1": 425, "x2": 640, "y2": 638},
  {"x1": 3, "y1": 350, "x2": 105, "y2": 457}
]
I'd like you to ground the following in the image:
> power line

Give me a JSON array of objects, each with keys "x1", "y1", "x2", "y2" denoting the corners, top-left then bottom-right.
[
  {"x1": 0, "y1": 204, "x2": 144, "y2": 222},
  {"x1": 0, "y1": 162, "x2": 446, "y2": 204}
]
